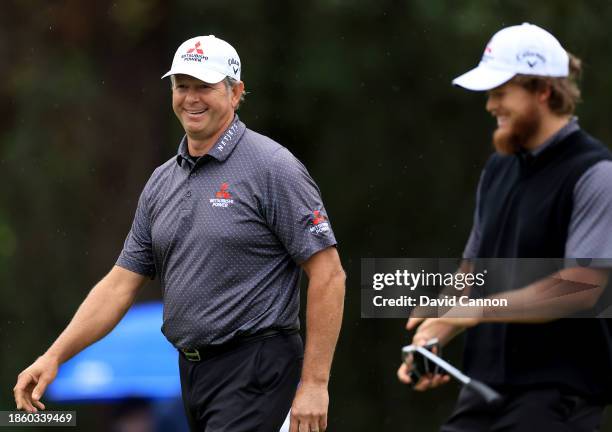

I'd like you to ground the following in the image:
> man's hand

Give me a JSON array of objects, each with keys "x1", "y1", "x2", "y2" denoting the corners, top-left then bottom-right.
[
  {"x1": 397, "y1": 351, "x2": 451, "y2": 391},
  {"x1": 408, "y1": 316, "x2": 476, "y2": 345},
  {"x1": 14, "y1": 355, "x2": 59, "y2": 413},
  {"x1": 289, "y1": 382, "x2": 328, "y2": 432},
  {"x1": 397, "y1": 317, "x2": 474, "y2": 391},
  {"x1": 14, "y1": 267, "x2": 147, "y2": 413}
]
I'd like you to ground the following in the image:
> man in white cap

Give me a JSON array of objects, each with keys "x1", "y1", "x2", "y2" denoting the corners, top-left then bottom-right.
[
  {"x1": 398, "y1": 23, "x2": 612, "y2": 431},
  {"x1": 14, "y1": 35, "x2": 345, "y2": 432}
]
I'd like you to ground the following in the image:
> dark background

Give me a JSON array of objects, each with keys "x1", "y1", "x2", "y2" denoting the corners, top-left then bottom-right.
[{"x1": 2, "y1": 0, "x2": 612, "y2": 430}]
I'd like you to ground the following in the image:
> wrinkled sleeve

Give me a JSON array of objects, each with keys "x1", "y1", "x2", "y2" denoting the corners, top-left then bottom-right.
[
  {"x1": 116, "y1": 184, "x2": 156, "y2": 278},
  {"x1": 264, "y1": 148, "x2": 337, "y2": 264},
  {"x1": 566, "y1": 161, "x2": 612, "y2": 259}
]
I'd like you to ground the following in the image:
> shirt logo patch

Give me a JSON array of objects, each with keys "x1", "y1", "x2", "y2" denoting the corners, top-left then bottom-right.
[
  {"x1": 210, "y1": 183, "x2": 234, "y2": 207},
  {"x1": 309, "y1": 210, "x2": 330, "y2": 234}
]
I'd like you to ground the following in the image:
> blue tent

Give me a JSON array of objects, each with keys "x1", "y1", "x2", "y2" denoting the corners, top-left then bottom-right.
[{"x1": 47, "y1": 301, "x2": 181, "y2": 401}]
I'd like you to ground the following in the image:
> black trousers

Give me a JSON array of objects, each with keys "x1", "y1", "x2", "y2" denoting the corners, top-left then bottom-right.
[
  {"x1": 179, "y1": 332, "x2": 303, "y2": 432},
  {"x1": 441, "y1": 386, "x2": 604, "y2": 432}
]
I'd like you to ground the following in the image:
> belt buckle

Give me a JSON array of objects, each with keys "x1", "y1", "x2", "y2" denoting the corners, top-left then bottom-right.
[{"x1": 182, "y1": 348, "x2": 201, "y2": 362}]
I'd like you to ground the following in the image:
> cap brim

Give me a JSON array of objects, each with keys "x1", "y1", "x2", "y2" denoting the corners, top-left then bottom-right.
[
  {"x1": 161, "y1": 66, "x2": 225, "y2": 84},
  {"x1": 452, "y1": 65, "x2": 516, "y2": 91}
]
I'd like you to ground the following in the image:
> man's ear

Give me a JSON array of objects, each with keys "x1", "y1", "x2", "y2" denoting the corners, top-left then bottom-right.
[
  {"x1": 231, "y1": 81, "x2": 245, "y2": 108},
  {"x1": 537, "y1": 83, "x2": 552, "y2": 105}
]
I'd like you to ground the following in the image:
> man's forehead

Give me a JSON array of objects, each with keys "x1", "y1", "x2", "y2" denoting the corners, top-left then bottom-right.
[
  {"x1": 173, "y1": 74, "x2": 218, "y2": 85},
  {"x1": 487, "y1": 81, "x2": 517, "y2": 94}
]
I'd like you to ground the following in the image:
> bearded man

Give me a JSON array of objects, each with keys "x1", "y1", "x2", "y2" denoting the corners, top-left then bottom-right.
[{"x1": 399, "y1": 23, "x2": 612, "y2": 431}]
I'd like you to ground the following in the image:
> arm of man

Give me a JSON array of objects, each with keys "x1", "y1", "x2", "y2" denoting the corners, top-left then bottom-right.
[
  {"x1": 13, "y1": 265, "x2": 148, "y2": 413},
  {"x1": 466, "y1": 160, "x2": 612, "y2": 323},
  {"x1": 426, "y1": 266, "x2": 608, "y2": 324},
  {"x1": 478, "y1": 266, "x2": 608, "y2": 322},
  {"x1": 399, "y1": 266, "x2": 609, "y2": 390},
  {"x1": 289, "y1": 246, "x2": 345, "y2": 432},
  {"x1": 406, "y1": 259, "x2": 475, "y2": 325}
]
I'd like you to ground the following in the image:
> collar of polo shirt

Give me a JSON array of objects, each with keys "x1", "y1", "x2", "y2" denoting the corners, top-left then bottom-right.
[{"x1": 176, "y1": 115, "x2": 246, "y2": 167}]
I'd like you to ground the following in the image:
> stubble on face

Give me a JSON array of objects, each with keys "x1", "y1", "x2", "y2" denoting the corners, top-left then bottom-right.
[
  {"x1": 492, "y1": 101, "x2": 541, "y2": 155},
  {"x1": 171, "y1": 75, "x2": 235, "y2": 149}
]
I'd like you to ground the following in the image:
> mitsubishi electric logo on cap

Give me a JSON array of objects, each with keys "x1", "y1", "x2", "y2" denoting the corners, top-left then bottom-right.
[
  {"x1": 187, "y1": 41, "x2": 204, "y2": 54},
  {"x1": 182, "y1": 41, "x2": 209, "y2": 63},
  {"x1": 481, "y1": 44, "x2": 494, "y2": 63}
]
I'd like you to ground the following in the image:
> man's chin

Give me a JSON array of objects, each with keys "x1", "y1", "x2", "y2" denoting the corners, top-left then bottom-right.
[
  {"x1": 492, "y1": 129, "x2": 520, "y2": 155},
  {"x1": 184, "y1": 123, "x2": 208, "y2": 136}
]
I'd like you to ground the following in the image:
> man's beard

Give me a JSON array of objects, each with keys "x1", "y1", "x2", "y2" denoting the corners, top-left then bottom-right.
[{"x1": 492, "y1": 104, "x2": 541, "y2": 155}]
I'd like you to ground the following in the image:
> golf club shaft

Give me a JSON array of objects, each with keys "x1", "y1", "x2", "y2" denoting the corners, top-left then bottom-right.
[{"x1": 415, "y1": 346, "x2": 470, "y2": 385}]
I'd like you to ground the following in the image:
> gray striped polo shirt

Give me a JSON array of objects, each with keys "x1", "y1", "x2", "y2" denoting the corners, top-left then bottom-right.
[{"x1": 117, "y1": 116, "x2": 337, "y2": 349}]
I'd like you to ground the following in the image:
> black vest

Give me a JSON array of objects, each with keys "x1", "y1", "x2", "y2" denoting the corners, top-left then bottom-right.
[{"x1": 464, "y1": 129, "x2": 612, "y2": 399}]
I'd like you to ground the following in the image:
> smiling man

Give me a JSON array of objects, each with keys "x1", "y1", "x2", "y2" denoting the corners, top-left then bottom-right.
[
  {"x1": 14, "y1": 35, "x2": 345, "y2": 432},
  {"x1": 399, "y1": 24, "x2": 612, "y2": 431}
]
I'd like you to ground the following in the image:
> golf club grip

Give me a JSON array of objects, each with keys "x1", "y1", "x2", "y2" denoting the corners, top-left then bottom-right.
[{"x1": 465, "y1": 379, "x2": 501, "y2": 405}]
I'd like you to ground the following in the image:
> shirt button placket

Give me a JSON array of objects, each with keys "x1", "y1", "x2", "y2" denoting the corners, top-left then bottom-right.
[{"x1": 182, "y1": 167, "x2": 194, "y2": 211}]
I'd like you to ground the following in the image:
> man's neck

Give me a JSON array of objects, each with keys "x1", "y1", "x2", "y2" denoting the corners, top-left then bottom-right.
[
  {"x1": 524, "y1": 114, "x2": 572, "y2": 152},
  {"x1": 187, "y1": 115, "x2": 234, "y2": 157}
]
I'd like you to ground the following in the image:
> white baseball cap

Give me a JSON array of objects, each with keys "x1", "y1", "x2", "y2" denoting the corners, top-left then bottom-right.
[
  {"x1": 452, "y1": 23, "x2": 569, "y2": 91},
  {"x1": 162, "y1": 35, "x2": 241, "y2": 84}
]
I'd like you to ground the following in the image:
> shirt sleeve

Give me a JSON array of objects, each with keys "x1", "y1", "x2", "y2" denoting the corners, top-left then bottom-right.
[
  {"x1": 462, "y1": 169, "x2": 486, "y2": 259},
  {"x1": 116, "y1": 184, "x2": 156, "y2": 278},
  {"x1": 264, "y1": 147, "x2": 337, "y2": 264},
  {"x1": 565, "y1": 160, "x2": 612, "y2": 259}
]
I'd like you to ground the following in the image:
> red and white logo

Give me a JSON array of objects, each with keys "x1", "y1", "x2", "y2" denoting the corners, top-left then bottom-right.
[
  {"x1": 481, "y1": 44, "x2": 494, "y2": 63},
  {"x1": 215, "y1": 183, "x2": 231, "y2": 199},
  {"x1": 181, "y1": 40, "x2": 209, "y2": 62},
  {"x1": 309, "y1": 210, "x2": 330, "y2": 234},
  {"x1": 187, "y1": 41, "x2": 204, "y2": 55},
  {"x1": 210, "y1": 183, "x2": 234, "y2": 207}
]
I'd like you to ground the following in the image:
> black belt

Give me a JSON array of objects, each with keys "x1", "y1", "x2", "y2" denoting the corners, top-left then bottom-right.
[{"x1": 180, "y1": 328, "x2": 298, "y2": 362}]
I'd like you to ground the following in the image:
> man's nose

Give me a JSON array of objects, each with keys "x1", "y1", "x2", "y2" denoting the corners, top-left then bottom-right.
[{"x1": 185, "y1": 88, "x2": 199, "y2": 103}]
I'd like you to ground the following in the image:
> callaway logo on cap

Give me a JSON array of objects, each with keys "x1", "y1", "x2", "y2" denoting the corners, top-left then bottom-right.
[
  {"x1": 162, "y1": 35, "x2": 241, "y2": 84},
  {"x1": 452, "y1": 23, "x2": 569, "y2": 91}
]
